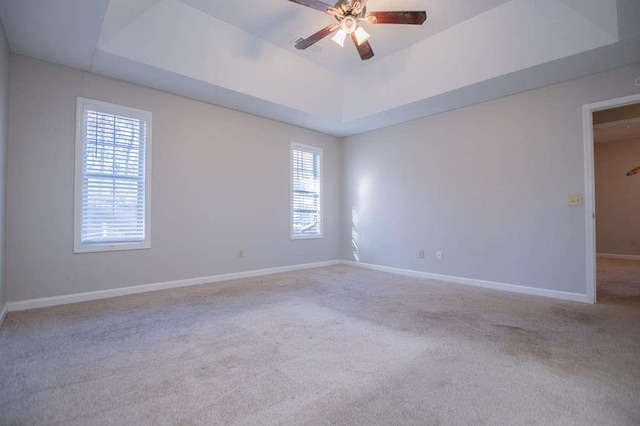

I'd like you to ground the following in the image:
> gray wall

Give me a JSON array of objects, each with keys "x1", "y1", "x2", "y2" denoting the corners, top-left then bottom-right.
[
  {"x1": 0, "y1": 22, "x2": 8, "y2": 312},
  {"x1": 595, "y1": 139, "x2": 640, "y2": 255},
  {"x1": 7, "y1": 55, "x2": 342, "y2": 303},
  {"x1": 343, "y1": 63, "x2": 640, "y2": 296}
]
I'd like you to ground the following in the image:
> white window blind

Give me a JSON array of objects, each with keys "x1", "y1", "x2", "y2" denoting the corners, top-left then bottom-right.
[
  {"x1": 75, "y1": 98, "x2": 151, "y2": 253},
  {"x1": 291, "y1": 143, "x2": 322, "y2": 239}
]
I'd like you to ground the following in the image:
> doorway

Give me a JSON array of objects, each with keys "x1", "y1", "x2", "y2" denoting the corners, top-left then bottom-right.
[{"x1": 583, "y1": 94, "x2": 640, "y2": 303}]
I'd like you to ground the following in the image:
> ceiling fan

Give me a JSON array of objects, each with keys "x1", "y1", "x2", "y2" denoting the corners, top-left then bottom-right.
[{"x1": 287, "y1": 0, "x2": 427, "y2": 60}]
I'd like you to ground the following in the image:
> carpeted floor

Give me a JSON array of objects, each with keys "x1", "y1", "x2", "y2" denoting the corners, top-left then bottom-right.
[
  {"x1": 596, "y1": 257, "x2": 640, "y2": 304},
  {"x1": 1, "y1": 261, "x2": 639, "y2": 425}
]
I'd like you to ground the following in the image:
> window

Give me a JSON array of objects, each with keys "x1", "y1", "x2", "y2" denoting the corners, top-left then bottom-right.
[
  {"x1": 74, "y1": 98, "x2": 152, "y2": 253},
  {"x1": 291, "y1": 142, "x2": 322, "y2": 239}
]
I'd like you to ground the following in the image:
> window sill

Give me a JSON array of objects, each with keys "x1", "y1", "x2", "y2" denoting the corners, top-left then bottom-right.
[
  {"x1": 291, "y1": 234, "x2": 323, "y2": 241},
  {"x1": 74, "y1": 242, "x2": 151, "y2": 254}
]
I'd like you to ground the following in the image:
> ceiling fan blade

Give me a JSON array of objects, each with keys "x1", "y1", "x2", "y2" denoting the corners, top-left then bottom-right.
[
  {"x1": 287, "y1": 0, "x2": 336, "y2": 15},
  {"x1": 367, "y1": 11, "x2": 427, "y2": 25},
  {"x1": 295, "y1": 25, "x2": 339, "y2": 50},
  {"x1": 351, "y1": 34, "x2": 374, "y2": 60}
]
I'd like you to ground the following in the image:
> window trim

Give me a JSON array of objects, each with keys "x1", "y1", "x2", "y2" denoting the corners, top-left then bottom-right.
[
  {"x1": 290, "y1": 142, "x2": 323, "y2": 240},
  {"x1": 73, "y1": 97, "x2": 153, "y2": 253}
]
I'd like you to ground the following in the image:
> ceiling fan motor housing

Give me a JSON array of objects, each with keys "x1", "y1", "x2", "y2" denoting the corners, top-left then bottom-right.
[{"x1": 333, "y1": 0, "x2": 367, "y2": 21}]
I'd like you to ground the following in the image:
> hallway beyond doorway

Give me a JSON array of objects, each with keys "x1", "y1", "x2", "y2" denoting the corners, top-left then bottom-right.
[{"x1": 597, "y1": 257, "x2": 640, "y2": 305}]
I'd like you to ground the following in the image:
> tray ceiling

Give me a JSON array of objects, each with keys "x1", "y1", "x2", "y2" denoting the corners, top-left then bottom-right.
[{"x1": 1, "y1": 0, "x2": 639, "y2": 136}]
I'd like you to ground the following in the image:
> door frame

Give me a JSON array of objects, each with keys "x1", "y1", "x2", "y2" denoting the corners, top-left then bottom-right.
[{"x1": 582, "y1": 93, "x2": 640, "y2": 304}]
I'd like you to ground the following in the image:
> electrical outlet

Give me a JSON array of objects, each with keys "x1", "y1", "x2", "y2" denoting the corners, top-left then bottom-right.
[
  {"x1": 238, "y1": 249, "x2": 244, "y2": 258},
  {"x1": 568, "y1": 194, "x2": 584, "y2": 206},
  {"x1": 436, "y1": 250, "x2": 442, "y2": 260},
  {"x1": 419, "y1": 250, "x2": 425, "y2": 259}
]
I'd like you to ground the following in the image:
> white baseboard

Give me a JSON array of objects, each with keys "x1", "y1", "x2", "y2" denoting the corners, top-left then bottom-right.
[
  {"x1": 597, "y1": 253, "x2": 640, "y2": 261},
  {"x1": 342, "y1": 260, "x2": 589, "y2": 303},
  {"x1": 7, "y1": 260, "x2": 342, "y2": 312},
  {"x1": 0, "y1": 303, "x2": 7, "y2": 329},
  {"x1": 6, "y1": 258, "x2": 591, "y2": 312}
]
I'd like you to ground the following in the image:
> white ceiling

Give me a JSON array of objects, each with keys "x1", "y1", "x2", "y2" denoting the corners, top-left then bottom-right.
[
  {"x1": 180, "y1": 0, "x2": 512, "y2": 74},
  {"x1": 1, "y1": 0, "x2": 640, "y2": 136}
]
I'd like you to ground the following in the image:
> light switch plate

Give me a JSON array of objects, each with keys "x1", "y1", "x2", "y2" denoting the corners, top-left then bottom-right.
[{"x1": 568, "y1": 195, "x2": 584, "y2": 206}]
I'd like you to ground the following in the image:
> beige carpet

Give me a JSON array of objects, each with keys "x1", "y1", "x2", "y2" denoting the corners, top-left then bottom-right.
[
  {"x1": 597, "y1": 257, "x2": 640, "y2": 304},
  {"x1": 1, "y1": 262, "x2": 639, "y2": 425}
]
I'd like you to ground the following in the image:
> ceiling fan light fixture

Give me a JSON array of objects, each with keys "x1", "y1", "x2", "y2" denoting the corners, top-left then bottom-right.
[
  {"x1": 341, "y1": 16, "x2": 357, "y2": 34},
  {"x1": 354, "y1": 26, "x2": 370, "y2": 46},
  {"x1": 331, "y1": 29, "x2": 347, "y2": 47}
]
